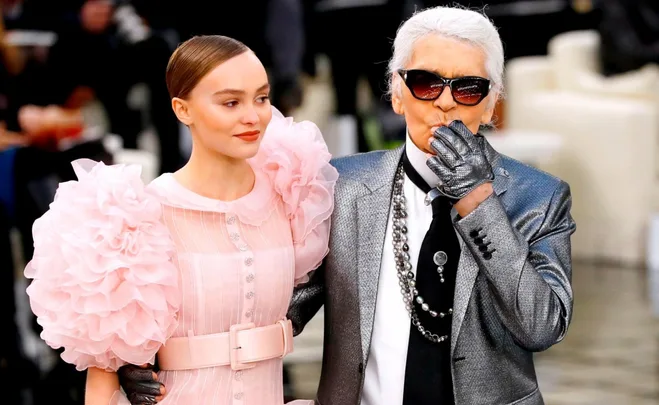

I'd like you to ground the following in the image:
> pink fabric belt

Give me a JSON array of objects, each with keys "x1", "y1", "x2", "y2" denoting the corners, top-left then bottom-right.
[{"x1": 158, "y1": 319, "x2": 294, "y2": 371}]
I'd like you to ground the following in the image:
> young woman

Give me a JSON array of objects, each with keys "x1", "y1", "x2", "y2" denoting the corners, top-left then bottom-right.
[{"x1": 25, "y1": 35, "x2": 337, "y2": 405}]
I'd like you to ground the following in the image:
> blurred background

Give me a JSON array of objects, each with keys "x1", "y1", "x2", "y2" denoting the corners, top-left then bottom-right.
[{"x1": 1, "y1": 0, "x2": 658, "y2": 404}]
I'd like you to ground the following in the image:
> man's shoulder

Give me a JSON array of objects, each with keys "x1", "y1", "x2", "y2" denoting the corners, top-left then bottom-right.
[
  {"x1": 330, "y1": 150, "x2": 392, "y2": 182},
  {"x1": 499, "y1": 154, "x2": 568, "y2": 196}
]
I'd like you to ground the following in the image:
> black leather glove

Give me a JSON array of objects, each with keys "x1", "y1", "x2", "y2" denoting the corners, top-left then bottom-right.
[
  {"x1": 118, "y1": 364, "x2": 163, "y2": 405},
  {"x1": 426, "y1": 120, "x2": 494, "y2": 200}
]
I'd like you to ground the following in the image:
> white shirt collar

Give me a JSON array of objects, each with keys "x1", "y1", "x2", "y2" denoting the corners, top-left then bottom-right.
[{"x1": 405, "y1": 131, "x2": 441, "y2": 188}]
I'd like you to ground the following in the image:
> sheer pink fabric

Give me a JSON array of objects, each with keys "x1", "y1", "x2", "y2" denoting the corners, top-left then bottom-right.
[
  {"x1": 149, "y1": 175, "x2": 312, "y2": 405},
  {"x1": 25, "y1": 108, "x2": 337, "y2": 405}
]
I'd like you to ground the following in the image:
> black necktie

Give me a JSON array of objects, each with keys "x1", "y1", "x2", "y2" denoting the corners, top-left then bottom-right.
[{"x1": 401, "y1": 152, "x2": 459, "y2": 405}]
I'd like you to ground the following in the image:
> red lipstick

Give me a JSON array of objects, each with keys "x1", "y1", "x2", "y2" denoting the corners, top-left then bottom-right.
[{"x1": 234, "y1": 130, "x2": 260, "y2": 142}]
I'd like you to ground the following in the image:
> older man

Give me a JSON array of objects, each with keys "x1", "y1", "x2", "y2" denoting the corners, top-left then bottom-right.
[{"x1": 119, "y1": 6, "x2": 575, "y2": 405}]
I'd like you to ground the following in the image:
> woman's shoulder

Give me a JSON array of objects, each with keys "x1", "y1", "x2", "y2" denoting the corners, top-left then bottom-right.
[{"x1": 250, "y1": 108, "x2": 339, "y2": 217}]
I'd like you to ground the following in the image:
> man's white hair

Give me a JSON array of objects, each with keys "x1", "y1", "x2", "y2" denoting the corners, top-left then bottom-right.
[{"x1": 388, "y1": 6, "x2": 505, "y2": 105}]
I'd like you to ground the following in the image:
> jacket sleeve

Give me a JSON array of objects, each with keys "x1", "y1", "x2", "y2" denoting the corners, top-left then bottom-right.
[
  {"x1": 455, "y1": 181, "x2": 576, "y2": 351},
  {"x1": 287, "y1": 262, "x2": 326, "y2": 336}
]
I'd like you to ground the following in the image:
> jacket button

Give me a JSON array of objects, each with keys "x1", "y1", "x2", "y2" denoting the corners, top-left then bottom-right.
[
  {"x1": 358, "y1": 363, "x2": 364, "y2": 374},
  {"x1": 469, "y1": 230, "x2": 479, "y2": 237},
  {"x1": 483, "y1": 252, "x2": 493, "y2": 260},
  {"x1": 474, "y1": 237, "x2": 484, "y2": 245}
]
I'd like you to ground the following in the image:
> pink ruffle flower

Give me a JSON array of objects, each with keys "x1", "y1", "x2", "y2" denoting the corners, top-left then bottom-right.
[
  {"x1": 251, "y1": 108, "x2": 338, "y2": 285},
  {"x1": 25, "y1": 159, "x2": 180, "y2": 372}
]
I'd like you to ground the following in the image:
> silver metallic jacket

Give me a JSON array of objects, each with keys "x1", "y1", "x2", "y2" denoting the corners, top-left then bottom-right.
[{"x1": 287, "y1": 138, "x2": 576, "y2": 405}]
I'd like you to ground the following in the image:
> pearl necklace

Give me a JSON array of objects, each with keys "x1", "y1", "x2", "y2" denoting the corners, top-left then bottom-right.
[{"x1": 392, "y1": 165, "x2": 452, "y2": 344}]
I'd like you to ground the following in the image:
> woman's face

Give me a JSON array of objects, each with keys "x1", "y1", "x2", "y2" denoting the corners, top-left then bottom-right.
[
  {"x1": 172, "y1": 51, "x2": 272, "y2": 160},
  {"x1": 392, "y1": 35, "x2": 496, "y2": 154}
]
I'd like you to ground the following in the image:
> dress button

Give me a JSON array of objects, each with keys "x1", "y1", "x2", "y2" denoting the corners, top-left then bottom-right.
[
  {"x1": 246, "y1": 291, "x2": 254, "y2": 299},
  {"x1": 239, "y1": 244, "x2": 248, "y2": 252},
  {"x1": 227, "y1": 216, "x2": 236, "y2": 225},
  {"x1": 234, "y1": 392, "x2": 243, "y2": 400},
  {"x1": 234, "y1": 370, "x2": 243, "y2": 380},
  {"x1": 230, "y1": 232, "x2": 240, "y2": 241},
  {"x1": 246, "y1": 274, "x2": 254, "y2": 283},
  {"x1": 244, "y1": 257, "x2": 253, "y2": 266}
]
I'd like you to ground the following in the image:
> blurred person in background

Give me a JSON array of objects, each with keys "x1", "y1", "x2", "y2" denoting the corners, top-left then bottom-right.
[
  {"x1": 1, "y1": 0, "x2": 111, "y2": 272},
  {"x1": 155, "y1": 0, "x2": 306, "y2": 117},
  {"x1": 2, "y1": 7, "x2": 114, "y2": 403},
  {"x1": 3, "y1": 0, "x2": 184, "y2": 174},
  {"x1": 4, "y1": 0, "x2": 307, "y2": 171},
  {"x1": 1, "y1": 16, "x2": 47, "y2": 405},
  {"x1": 596, "y1": 0, "x2": 659, "y2": 75},
  {"x1": 0, "y1": 125, "x2": 111, "y2": 405},
  {"x1": 53, "y1": 0, "x2": 183, "y2": 174},
  {"x1": 0, "y1": 202, "x2": 28, "y2": 405},
  {"x1": 44, "y1": 0, "x2": 307, "y2": 170},
  {"x1": 1, "y1": 0, "x2": 59, "y2": 131},
  {"x1": 304, "y1": 0, "x2": 415, "y2": 152},
  {"x1": 0, "y1": 53, "x2": 32, "y2": 401}
]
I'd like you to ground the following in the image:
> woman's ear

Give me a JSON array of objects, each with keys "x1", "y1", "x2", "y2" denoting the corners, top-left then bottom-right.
[{"x1": 172, "y1": 97, "x2": 192, "y2": 126}]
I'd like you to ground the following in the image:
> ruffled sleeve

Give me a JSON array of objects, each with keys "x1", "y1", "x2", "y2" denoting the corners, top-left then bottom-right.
[
  {"x1": 251, "y1": 108, "x2": 338, "y2": 285},
  {"x1": 24, "y1": 159, "x2": 180, "y2": 372}
]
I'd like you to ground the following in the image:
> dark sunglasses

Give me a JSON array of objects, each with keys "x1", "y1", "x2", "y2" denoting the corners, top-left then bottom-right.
[{"x1": 398, "y1": 69, "x2": 491, "y2": 106}]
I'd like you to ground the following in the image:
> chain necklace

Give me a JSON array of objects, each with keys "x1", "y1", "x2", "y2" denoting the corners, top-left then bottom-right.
[{"x1": 392, "y1": 165, "x2": 452, "y2": 344}]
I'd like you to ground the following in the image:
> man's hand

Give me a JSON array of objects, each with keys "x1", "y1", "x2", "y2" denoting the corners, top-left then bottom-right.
[
  {"x1": 117, "y1": 364, "x2": 165, "y2": 405},
  {"x1": 0, "y1": 122, "x2": 27, "y2": 151},
  {"x1": 80, "y1": 0, "x2": 113, "y2": 34},
  {"x1": 426, "y1": 120, "x2": 494, "y2": 213}
]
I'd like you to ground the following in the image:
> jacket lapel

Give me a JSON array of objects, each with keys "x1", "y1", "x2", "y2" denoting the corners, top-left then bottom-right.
[
  {"x1": 357, "y1": 146, "x2": 404, "y2": 363},
  {"x1": 450, "y1": 137, "x2": 509, "y2": 354},
  {"x1": 450, "y1": 236, "x2": 479, "y2": 353},
  {"x1": 354, "y1": 139, "x2": 509, "y2": 359}
]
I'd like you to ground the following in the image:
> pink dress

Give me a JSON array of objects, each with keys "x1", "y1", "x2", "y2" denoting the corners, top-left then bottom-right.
[{"x1": 24, "y1": 108, "x2": 338, "y2": 405}]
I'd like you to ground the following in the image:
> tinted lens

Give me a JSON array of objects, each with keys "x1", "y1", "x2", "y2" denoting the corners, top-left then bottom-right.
[
  {"x1": 406, "y1": 70, "x2": 444, "y2": 100},
  {"x1": 451, "y1": 78, "x2": 489, "y2": 106}
]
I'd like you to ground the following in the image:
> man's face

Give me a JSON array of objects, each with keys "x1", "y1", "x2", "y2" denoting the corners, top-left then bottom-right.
[{"x1": 392, "y1": 35, "x2": 495, "y2": 154}]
